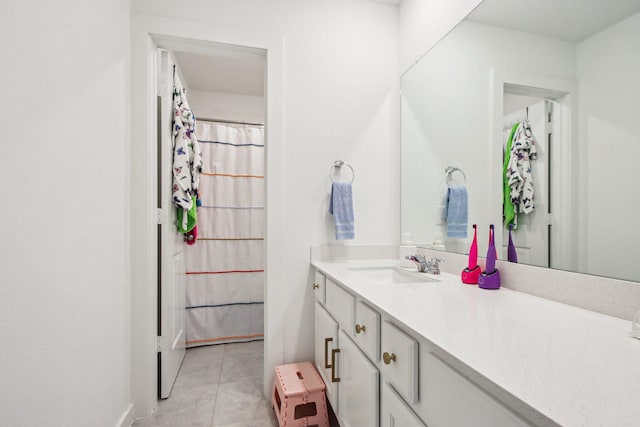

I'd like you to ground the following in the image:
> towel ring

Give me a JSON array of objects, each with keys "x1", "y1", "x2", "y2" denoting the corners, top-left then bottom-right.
[
  {"x1": 330, "y1": 160, "x2": 355, "y2": 184},
  {"x1": 445, "y1": 166, "x2": 466, "y2": 186}
]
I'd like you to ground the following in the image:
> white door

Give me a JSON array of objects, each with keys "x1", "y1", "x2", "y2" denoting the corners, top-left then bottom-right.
[
  {"x1": 502, "y1": 100, "x2": 551, "y2": 268},
  {"x1": 157, "y1": 48, "x2": 186, "y2": 399},
  {"x1": 337, "y1": 329, "x2": 379, "y2": 427}
]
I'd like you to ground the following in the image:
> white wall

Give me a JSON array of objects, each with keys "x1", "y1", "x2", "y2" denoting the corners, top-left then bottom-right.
[
  {"x1": 0, "y1": 1, "x2": 132, "y2": 427},
  {"x1": 188, "y1": 90, "x2": 265, "y2": 124},
  {"x1": 576, "y1": 12, "x2": 640, "y2": 281},
  {"x1": 130, "y1": 0, "x2": 399, "y2": 412},
  {"x1": 399, "y1": 0, "x2": 482, "y2": 74}
]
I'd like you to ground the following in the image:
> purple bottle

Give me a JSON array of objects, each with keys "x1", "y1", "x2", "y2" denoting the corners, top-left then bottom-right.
[{"x1": 478, "y1": 224, "x2": 501, "y2": 289}]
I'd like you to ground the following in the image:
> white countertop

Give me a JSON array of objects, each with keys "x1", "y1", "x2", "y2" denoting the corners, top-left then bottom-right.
[{"x1": 312, "y1": 259, "x2": 640, "y2": 427}]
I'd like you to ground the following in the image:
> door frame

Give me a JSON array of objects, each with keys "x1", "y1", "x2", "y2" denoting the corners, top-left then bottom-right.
[
  {"x1": 490, "y1": 69, "x2": 578, "y2": 270},
  {"x1": 130, "y1": 13, "x2": 285, "y2": 419},
  {"x1": 500, "y1": 99, "x2": 550, "y2": 267}
]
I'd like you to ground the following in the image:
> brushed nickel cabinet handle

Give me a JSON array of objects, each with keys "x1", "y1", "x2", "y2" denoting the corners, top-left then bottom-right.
[
  {"x1": 355, "y1": 324, "x2": 366, "y2": 334},
  {"x1": 331, "y1": 348, "x2": 341, "y2": 383},
  {"x1": 383, "y1": 352, "x2": 396, "y2": 365},
  {"x1": 324, "y1": 337, "x2": 333, "y2": 369}
]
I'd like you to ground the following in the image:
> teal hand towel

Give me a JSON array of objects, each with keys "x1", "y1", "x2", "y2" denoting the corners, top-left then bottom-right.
[{"x1": 329, "y1": 182, "x2": 355, "y2": 240}]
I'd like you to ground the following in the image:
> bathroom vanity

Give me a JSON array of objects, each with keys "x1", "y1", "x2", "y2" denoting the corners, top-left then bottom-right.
[{"x1": 311, "y1": 254, "x2": 640, "y2": 427}]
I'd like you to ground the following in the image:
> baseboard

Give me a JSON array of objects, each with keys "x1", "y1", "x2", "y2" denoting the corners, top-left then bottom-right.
[{"x1": 115, "y1": 403, "x2": 135, "y2": 427}]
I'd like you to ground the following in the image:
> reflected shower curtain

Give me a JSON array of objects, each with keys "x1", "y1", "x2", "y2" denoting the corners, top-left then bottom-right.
[{"x1": 184, "y1": 122, "x2": 265, "y2": 347}]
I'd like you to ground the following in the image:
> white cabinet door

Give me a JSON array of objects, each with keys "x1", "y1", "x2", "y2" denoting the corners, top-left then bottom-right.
[
  {"x1": 315, "y1": 302, "x2": 339, "y2": 410},
  {"x1": 337, "y1": 330, "x2": 379, "y2": 427},
  {"x1": 381, "y1": 382, "x2": 426, "y2": 427},
  {"x1": 417, "y1": 344, "x2": 532, "y2": 427}
]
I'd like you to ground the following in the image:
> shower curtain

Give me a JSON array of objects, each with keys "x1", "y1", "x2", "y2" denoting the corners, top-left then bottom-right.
[{"x1": 184, "y1": 121, "x2": 265, "y2": 347}]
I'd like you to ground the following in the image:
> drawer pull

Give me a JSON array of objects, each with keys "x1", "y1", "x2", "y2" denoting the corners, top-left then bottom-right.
[
  {"x1": 355, "y1": 324, "x2": 366, "y2": 334},
  {"x1": 324, "y1": 337, "x2": 333, "y2": 369},
  {"x1": 331, "y1": 348, "x2": 341, "y2": 383},
  {"x1": 312, "y1": 283, "x2": 320, "y2": 289},
  {"x1": 383, "y1": 352, "x2": 396, "y2": 364}
]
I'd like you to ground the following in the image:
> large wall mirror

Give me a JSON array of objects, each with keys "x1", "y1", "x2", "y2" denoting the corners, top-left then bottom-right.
[{"x1": 401, "y1": 0, "x2": 640, "y2": 282}]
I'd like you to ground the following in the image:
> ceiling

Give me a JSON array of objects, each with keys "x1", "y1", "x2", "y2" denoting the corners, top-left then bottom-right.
[
  {"x1": 467, "y1": 0, "x2": 640, "y2": 42},
  {"x1": 173, "y1": 50, "x2": 265, "y2": 96},
  {"x1": 172, "y1": 0, "x2": 640, "y2": 93},
  {"x1": 171, "y1": 0, "x2": 401, "y2": 94}
]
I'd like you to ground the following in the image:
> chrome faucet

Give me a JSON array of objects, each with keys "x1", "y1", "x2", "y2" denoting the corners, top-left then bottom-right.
[
  {"x1": 405, "y1": 255, "x2": 444, "y2": 274},
  {"x1": 406, "y1": 254, "x2": 428, "y2": 272}
]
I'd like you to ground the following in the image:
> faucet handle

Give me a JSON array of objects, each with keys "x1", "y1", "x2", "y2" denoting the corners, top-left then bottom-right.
[{"x1": 427, "y1": 257, "x2": 444, "y2": 274}]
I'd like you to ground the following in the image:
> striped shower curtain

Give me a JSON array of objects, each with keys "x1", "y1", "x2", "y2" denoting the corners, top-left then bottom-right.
[{"x1": 184, "y1": 121, "x2": 264, "y2": 347}]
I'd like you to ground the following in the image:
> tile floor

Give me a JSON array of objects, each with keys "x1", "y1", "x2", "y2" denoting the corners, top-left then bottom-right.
[{"x1": 133, "y1": 340, "x2": 278, "y2": 427}]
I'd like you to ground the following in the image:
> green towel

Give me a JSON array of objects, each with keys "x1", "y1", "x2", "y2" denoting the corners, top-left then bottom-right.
[
  {"x1": 503, "y1": 123, "x2": 519, "y2": 228},
  {"x1": 176, "y1": 196, "x2": 197, "y2": 233}
]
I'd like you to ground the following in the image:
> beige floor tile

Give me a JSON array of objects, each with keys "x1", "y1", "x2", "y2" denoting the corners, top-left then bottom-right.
[
  {"x1": 211, "y1": 378, "x2": 268, "y2": 426},
  {"x1": 219, "y1": 351, "x2": 263, "y2": 383},
  {"x1": 133, "y1": 342, "x2": 277, "y2": 427}
]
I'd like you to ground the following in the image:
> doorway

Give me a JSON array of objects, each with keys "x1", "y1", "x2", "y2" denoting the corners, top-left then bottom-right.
[
  {"x1": 497, "y1": 81, "x2": 575, "y2": 270},
  {"x1": 130, "y1": 15, "x2": 287, "y2": 419},
  {"x1": 155, "y1": 41, "x2": 267, "y2": 399}
]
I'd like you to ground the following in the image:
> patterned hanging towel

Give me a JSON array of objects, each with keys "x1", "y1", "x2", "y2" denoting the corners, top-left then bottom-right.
[
  {"x1": 172, "y1": 86, "x2": 202, "y2": 231},
  {"x1": 506, "y1": 121, "x2": 537, "y2": 216}
]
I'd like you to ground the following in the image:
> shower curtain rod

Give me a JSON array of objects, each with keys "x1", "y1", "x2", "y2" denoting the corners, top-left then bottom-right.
[{"x1": 197, "y1": 117, "x2": 264, "y2": 127}]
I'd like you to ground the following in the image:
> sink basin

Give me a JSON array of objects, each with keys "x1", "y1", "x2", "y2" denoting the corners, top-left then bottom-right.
[{"x1": 347, "y1": 266, "x2": 439, "y2": 284}]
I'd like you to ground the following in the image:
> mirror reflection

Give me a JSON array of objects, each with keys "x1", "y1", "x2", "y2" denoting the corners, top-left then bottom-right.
[{"x1": 401, "y1": 0, "x2": 640, "y2": 282}]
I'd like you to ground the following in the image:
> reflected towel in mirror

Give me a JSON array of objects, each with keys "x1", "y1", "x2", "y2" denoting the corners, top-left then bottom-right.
[{"x1": 444, "y1": 186, "x2": 468, "y2": 238}]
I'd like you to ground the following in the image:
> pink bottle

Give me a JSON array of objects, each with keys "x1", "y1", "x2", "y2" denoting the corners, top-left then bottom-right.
[{"x1": 461, "y1": 224, "x2": 481, "y2": 284}]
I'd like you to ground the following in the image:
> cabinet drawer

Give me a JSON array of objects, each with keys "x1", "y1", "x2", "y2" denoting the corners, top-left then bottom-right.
[
  {"x1": 354, "y1": 300, "x2": 380, "y2": 362},
  {"x1": 325, "y1": 278, "x2": 355, "y2": 331},
  {"x1": 313, "y1": 270, "x2": 327, "y2": 304},
  {"x1": 380, "y1": 321, "x2": 419, "y2": 404},
  {"x1": 381, "y1": 382, "x2": 426, "y2": 427}
]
